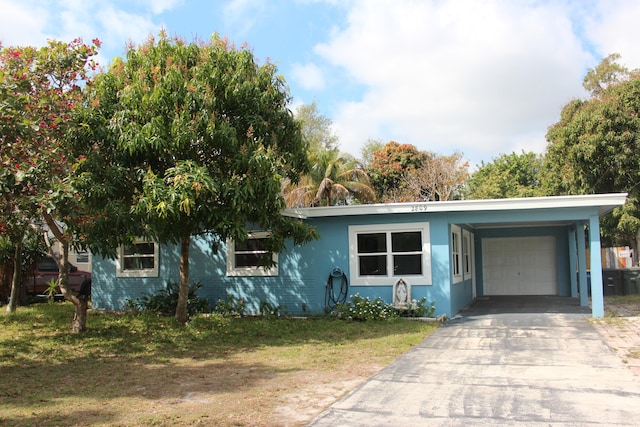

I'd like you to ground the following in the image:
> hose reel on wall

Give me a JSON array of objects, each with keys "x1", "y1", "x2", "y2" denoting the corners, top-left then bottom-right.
[{"x1": 325, "y1": 267, "x2": 348, "y2": 309}]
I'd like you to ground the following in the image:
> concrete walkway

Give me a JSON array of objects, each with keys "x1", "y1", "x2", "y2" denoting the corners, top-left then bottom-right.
[{"x1": 308, "y1": 297, "x2": 640, "y2": 426}]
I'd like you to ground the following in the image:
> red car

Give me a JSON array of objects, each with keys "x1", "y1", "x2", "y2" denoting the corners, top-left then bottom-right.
[{"x1": 24, "y1": 256, "x2": 91, "y2": 297}]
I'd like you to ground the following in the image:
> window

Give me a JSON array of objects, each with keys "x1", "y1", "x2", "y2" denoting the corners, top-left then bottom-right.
[
  {"x1": 75, "y1": 251, "x2": 90, "y2": 264},
  {"x1": 227, "y1": 231, "x2": 278, "y2": 276},
  {"x1": 349, "y1": 223, "x2": 431, "y2": 286},
  {"x1": 463, "y1": 230, "x2": 473, "y2": 277},
  {"x1": 116, "y1": 240, "x2": 159, "y2": 277},
  {"x1": 452, "y1": 225, "x2": 462, "y2": 282}
]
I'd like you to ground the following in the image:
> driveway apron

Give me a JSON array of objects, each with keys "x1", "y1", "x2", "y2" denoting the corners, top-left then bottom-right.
[{"x1": 308, "y1": 297, "x2": 640, "y2": 426}]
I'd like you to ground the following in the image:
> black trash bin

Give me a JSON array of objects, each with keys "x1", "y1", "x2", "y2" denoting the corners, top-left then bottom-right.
[
  {"x1": 622, "y1": 268, "x2": 640, "y2": 295},
  {"x1": 602, "y1": 269, "x2": 623, "y2": 295}
]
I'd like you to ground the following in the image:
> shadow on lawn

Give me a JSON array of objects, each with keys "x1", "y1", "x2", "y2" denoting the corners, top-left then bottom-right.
[
  {"x1": 0, "y1": 302, "x2": 437, "y2": 426},
  {"x1": 0, "y1": 351, "x2": 297, "y2": 426}
]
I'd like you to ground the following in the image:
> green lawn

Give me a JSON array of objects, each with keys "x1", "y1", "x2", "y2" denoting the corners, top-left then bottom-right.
[{"x1": 0, "y1": 302, "x2": 439, "y2": 426}]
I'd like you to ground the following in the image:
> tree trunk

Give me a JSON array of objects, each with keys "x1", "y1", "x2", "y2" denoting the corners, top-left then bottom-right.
[
  {"x1": 175, "y1": 235, "x2": 190, "y2": 324},
  {"x1": 71, "y1": 295, "x2": 90, "y2": 333},
  {"x1": 6, "y1": 237, "x2": 23, "y2": 314},
  {"x1": 42, "y1": 211, "x2": 89, "y2": 332}
]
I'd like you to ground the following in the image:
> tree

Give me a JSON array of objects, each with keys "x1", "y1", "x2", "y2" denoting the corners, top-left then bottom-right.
[
  {"x1": 294, "y1": 102, "x2": 339, "y2": 152},
  {"x1": 582, "y1": 53, "x2": 631, "y2": 97},
  {"x1": 0, "y1": 38, "x2": 100, "y2": 325},
  {"x1": 360, "y1": 138, "x2": 384, "y2": 166},
  {"x1": 368, "y1": 141, "x2": 425, "y2": 201},
  {"x1": 465, "y1": 151, "x2": 544, "y2": 200},
  {"x1": 282, "y1": 150, "x2": 375, "y2": 207},
  {"x1": 402, "y1": 151, "x2": 469, "y2": 201},
  {"x1": 77, "y1": 32, "x2": 317, "y2": 323},
  {"x1": 545, "y1": 54, "x2": 640, "y2": 261}
]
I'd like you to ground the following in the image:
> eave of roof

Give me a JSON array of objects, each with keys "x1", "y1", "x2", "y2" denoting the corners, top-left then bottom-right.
[{"x1": 283, "y1": 193, "x2": 628, "y2": 219}]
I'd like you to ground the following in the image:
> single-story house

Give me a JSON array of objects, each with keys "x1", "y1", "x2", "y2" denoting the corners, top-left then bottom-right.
[{"x1": 91, "y1": 193, "x2": 627, "y2": 318}]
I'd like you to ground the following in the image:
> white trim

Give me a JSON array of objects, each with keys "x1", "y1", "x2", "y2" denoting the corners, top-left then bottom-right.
[
  {"x1": 348, "y1": 222, "x2": 431, "y2": 286},
  {"x1": 284, "y1": 193, "x2": 627, "y2": 219},
  {"x1": 116, "y1": 239, "x2": 159, "y2": 278},
  {"x1": 462, "y1": 230, "x2": 476, "y2": 288},
  {"x1": 226, "y1": 231, "x2": 278, "y2": 277},
  {"x1": 451, "y1": 225, "x2": 462, "y2": 283}
]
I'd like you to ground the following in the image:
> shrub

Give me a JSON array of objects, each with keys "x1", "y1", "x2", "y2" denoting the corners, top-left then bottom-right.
[
  {"x1": 395, "y1": 297, "x2": 436, "y2": 318},
  {"x1": 332, "y1": 294, "x2": 436, "y2": 321},
  {"x1": 213, "y1": 294, "x2": 246, "y2": 317},
  {"x1": 259, "y1": 300, "x2": 283, "y2": 318},
  {"x1": 131, "y1": 281, "x2": 209, "y2": 316},
  {"x1": 332, "y1": 294, "x2": 398, "y2": 321}
]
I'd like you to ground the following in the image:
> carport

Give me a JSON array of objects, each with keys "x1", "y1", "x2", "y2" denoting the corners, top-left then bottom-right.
[{"x1": 445, "y1": 193, "x2": 628, "y2": 318}]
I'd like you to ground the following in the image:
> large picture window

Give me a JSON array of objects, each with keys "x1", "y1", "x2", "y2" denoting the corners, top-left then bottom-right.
[
  {"x1": 116, "y1": 240, "x2": 159, "y2": 278},
  {"x1": 349, "y1": 223, "x2": 431, "y2": 286},
  {"x1": 227, "y1": 231, "x2": 278, "y2": 277}
]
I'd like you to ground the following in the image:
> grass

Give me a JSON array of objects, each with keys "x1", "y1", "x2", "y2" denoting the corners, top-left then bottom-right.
[
  {"x1": 604, "y1": 294, "x2": 640, "y2": 317},
  {"x1": 0, "y1": 302, "x2": 439, "y2": 426}
]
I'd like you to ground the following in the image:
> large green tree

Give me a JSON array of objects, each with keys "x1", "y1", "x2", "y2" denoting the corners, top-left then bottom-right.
[
  {"x1": 77, "y1": 33, "x2": 316, "y2": 323},
  {"x1": 465, "y1": 151, "x2": 544, "y2": 200},
  {"x1": 545, "y1": 54, "x2": 640, "y2": 259}
]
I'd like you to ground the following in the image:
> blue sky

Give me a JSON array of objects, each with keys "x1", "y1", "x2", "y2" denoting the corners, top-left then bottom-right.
[{"x1": 2, "y1": 0, "x2": 640, "y2": 168}]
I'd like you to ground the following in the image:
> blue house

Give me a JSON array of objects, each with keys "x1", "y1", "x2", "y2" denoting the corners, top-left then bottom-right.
[{"x1": 91, "y1": 193, "x2": 627, "y2": 318}]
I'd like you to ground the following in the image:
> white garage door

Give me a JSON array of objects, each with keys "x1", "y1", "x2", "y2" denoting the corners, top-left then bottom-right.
[{"x1": 482, "y1": 236, "x2": 558, "y2": 295}]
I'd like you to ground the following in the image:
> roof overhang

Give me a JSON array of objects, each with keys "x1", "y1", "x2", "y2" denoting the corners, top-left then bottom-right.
[{"x1": 284, "y1": 193, "x2": 628, "y2": 219}]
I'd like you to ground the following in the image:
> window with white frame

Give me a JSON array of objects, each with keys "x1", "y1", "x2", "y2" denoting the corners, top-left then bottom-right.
[
  {"x1": 462, "y1": 232, "x2": 471, "y2": 277},
  {"x1": 451, "y1": 225, "x2": 462, "y2": 283},
  {"x1": 227, "y1": 231, "x2": 278, "y2": 276},
  {"x1": 348, "y1": 223, "x2": 431, "y2": 286},
  {"x1": 462, "y1": 230, "x2": 473, "y2": 279},
  {"x1": 116, "y1": 240, "x2": 159, "y2": 277}
]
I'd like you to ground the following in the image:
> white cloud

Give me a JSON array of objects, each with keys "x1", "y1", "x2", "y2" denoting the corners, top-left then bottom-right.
[
  {"x1": 291, "y1": 62, "x2": 326, "y2": 90},
  {"x1": 583, "y1": 0, "x2": 640, "y2": 69},
  {"x1": 96, "y1": 6, "x2": 160, "y2": 51},
  {"x1": 0, "y1": 1, "x2": 51, "y2": 46},
  {"x1": 140, "y1": 0, "x2": 184, "y2": 15},
  {"x1": 313, "y1": 0, "x2": 601, "y2": 164},
  {"x1": 0, "y1": 0, "x2": 171, "y2": 67},
  {"x1": 222, "y1": 0, "x2": 267, "y2": 37}
]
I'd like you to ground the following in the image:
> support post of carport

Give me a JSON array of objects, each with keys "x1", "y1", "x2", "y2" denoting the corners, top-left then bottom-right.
[
  {"x1": 568, "y1": 226, "x2": 578, "y2": 298},
  {"x1": 589, "y1": 215, "x2": 605, "y2": 318},
  {"x1": 576, "y1": 221, "x2": 589, "y2": 307}
]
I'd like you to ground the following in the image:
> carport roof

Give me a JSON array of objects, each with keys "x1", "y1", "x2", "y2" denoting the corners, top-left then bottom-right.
[{"x1": 284, "y1": 193, "x2": 627, "y2": 219}]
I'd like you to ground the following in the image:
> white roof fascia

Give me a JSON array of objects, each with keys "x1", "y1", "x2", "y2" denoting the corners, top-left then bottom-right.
[{"x1": 283, "y1": 193, "x2": 628, "y2": 219}]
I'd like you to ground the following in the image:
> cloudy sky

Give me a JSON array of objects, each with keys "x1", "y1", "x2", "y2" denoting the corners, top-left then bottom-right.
[{"x1": 2, "y1": 0, "x2": 640, "y2": 168}]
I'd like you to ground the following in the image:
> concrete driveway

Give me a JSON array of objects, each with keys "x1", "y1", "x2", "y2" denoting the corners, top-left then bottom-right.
[{"x1": 308, "y1": 296, "x2": 640, "y2": 426}]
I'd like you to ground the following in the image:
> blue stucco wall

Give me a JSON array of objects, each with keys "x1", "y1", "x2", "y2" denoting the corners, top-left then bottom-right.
[
  {"x1": 91, "y1": 204, "x2": 599, "y2": 318},
  {"x1": 92, "y1": 212, "x2": 457, "y2": 317}
]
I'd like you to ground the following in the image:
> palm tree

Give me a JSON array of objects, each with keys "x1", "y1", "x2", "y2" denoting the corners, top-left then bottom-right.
[{"x1": 282, "y1": 150, "x2": 376, "y2": 207}]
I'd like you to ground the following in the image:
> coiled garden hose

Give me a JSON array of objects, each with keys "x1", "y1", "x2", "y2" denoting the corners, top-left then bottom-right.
[{"x1": 325, "y1": 267, "x2": 348, "y2": 309}]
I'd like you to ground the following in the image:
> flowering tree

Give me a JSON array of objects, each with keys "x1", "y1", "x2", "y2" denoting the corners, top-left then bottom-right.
[
  {"x1": 367, "y1": 141, "x2": 426, "y2": 201},
  {"x1": 0, "y1": 38, "x2": 100, "y2": 329}
]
